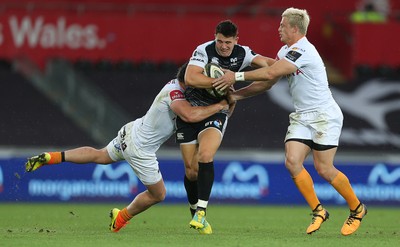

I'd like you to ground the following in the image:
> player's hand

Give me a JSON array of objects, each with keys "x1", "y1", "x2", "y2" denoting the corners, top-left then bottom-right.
[
  {"x1": 226, "y1": 89, "x2": 237, "y2": 117},
  {"x1": 226, "y1": 86, "x2": 237, "y2": 105},
  {"x1": 219, "y1": 99, "x2": 229, "y2": 111},
  {"x1": 212, "y1": 70, "x2": 235, "y2": 91}
]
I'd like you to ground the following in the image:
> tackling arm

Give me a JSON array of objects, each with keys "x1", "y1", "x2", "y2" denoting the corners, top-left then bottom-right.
[
  {"x1": 229, "y1": 81, "x2": 274, "y2": 102},
  {"x1": 184, "y1": 64, "x2": 215, "y2": 88},
  {"x1": 171, "y1": 99, "x2": 228, "y2": 123},
  {"x1": 213, "y1": 59, "x2": 295, "y2": 91},
  {"x1": 251, "y1": 55, "x2": 277, "y2": 68}
]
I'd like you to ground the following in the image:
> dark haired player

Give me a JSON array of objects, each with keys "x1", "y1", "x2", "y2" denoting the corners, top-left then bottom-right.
[{"x1": 177, "y1": 19, "x2": 275, "y2": 234}]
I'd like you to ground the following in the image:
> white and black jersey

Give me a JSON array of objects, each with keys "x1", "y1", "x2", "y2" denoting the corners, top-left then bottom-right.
[{"x1": 186, "y1": 40, "x2": 258, "y2": 109}]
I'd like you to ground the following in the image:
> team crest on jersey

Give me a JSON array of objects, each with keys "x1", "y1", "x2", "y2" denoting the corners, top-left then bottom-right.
[
  {"x1": 211, "y1": 57, "x2": 219, "y2": 64},
  {"x1": 285, "y1": 50, "x2": 302, "y2": 62},
  {"x1": 230, "y1": 57, "x2": 238, "y2": 66},
  {"x1": 170, "y1": 90, "x2": 184, "y2": 100}
]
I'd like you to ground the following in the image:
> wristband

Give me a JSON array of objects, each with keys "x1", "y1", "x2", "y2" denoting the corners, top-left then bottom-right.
[{"x1": 234, "y1": 72, "x2": 245, "y2": 81}]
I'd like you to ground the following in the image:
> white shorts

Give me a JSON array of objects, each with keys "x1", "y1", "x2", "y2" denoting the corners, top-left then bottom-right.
[
  {"x1": 106, "y1": 121, "x2": 162, "y2": 186},
  {"x1": 284, "y1": 103, "x2": 343, "y2": 146}
]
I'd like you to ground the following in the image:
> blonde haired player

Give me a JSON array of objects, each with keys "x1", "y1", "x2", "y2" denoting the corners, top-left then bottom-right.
[
  {"x1": 212, "y1": 7, "x2": 367, "y2": 236},
  {"x1": 25, "y1": 62, "x2": 229, "y2": 234}
]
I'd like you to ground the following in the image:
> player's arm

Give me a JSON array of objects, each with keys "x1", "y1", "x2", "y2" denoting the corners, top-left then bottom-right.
[
  {"x1": 246, "y1": 58, "x2": 296, "y2": 81},
  {"x1": 247, "y1": 55, "x2": 277, "y2": 89},
  {"x1": 228, "y1": 81, "x2": 274, "y2": 102},
  {"x1": 213, "y1": 59, "x2": 296, "y2": 91},
  {"x1": 171, "y1": 99, "x2": 228, "y2": 123},
  {"x1": 227, "y1": 98, "x2": 237, "y2": 118},
  {"x1": 251, "y1": 55, "x2": 276, "y2": 68},
  {"x1": 184, "y1": 64, "x2": 214, "y2": 88},
  {"x1": 226, "y1": 86, "x2": 237, "y2": 117}
]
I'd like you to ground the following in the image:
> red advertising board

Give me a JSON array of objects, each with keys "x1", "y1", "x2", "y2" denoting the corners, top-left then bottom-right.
[{"x1": 0, "y1": 11, "x2": 282, "y2": 67}]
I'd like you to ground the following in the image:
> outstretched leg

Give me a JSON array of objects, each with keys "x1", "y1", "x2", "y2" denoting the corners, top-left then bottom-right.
[{"x1": 25, "y1": 147, "x2": 113, "y2": 172}]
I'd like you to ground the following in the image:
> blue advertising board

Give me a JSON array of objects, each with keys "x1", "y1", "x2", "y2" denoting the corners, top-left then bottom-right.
[{"x1": 1, "y1": 157, "x2": 399, "y2": 205}]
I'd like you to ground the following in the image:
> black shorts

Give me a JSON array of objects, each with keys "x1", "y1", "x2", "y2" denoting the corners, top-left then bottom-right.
[
  {"x1": 175, "y1": 113, "x2": 228, "y2": 144},
  {"x1": 285, "y1": 138, "x2": 337, "y2": 151}
]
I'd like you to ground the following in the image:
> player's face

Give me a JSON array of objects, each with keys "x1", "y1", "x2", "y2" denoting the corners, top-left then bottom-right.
[
  {"x1": 278, "y1": 17, "x2": 295, "y2": 45},
  {"x1": 214, "y1": 33, "x2": 238, "y2": 57}
]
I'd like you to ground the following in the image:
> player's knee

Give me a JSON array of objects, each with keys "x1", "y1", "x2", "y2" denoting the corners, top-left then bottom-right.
[
  {"x1": 156, "y1": 192, "x2": 166, "y2": 203},
  {"x1": 284, "y1": 156, "x2": 305, "y2": 176},
  {"x1": 285, "y1": 155, "x2": 298, "y2": 170},
  {"x1": 197, "y1": 151, "x2": 215, "y2": 163},
  {"x1": 315, "y1": 165, "x2": 336, "y2": 182},
  {"x1": 185, "y1": 167, "x2": 198, "y2": 180},
  {"x1": 151, "y1": 187, "x2": 166, "y2": 203}
]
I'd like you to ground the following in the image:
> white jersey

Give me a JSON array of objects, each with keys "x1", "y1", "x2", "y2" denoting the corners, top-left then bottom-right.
[
  {"x1": 277, "y1": 37, "x2": 336, "y2": 112},
  {"x1": 131, "y1": 79, "x2": 185, "y2": 153},
  {"x1": 106, "y1": 78, "x2": 186, "y2": 185}
]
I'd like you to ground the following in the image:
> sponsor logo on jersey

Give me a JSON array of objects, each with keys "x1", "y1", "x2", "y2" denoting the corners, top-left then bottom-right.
[
  {"x1": 213, "y1": 119, "x2": 222, "y2": 128},
  {"x1": 112, "y1": 138, "x2": 121, "y2": 152},
  {"x1": 194, "y1": 50, "x2": 206, "y2": 59},
  {"x1": 170, "y1": 90, "x2": 184, "y2": 100},
  {"x1": 285, "y1": 50, "x2": 302, "y2": 62},
  {"x1": 176, "y1": 132, "x2": 184, "y2": 140},
  {"x1": 291, "y1": 47, "x2": 305, "y2": 52},
  {"x1": 190, "y1": 57, "x2": 204, "y2": 63},
  {"x1": 204, "y1": 119, "x2": 222, "y2": 128},
  {"x1": 287, "y1": 69, "x2": 304, "y2": 78}
]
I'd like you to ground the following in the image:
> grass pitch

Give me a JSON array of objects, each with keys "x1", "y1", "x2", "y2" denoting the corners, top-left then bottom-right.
[{"x1": 0, "y1": 203, "x2": 398, "y2": 247}]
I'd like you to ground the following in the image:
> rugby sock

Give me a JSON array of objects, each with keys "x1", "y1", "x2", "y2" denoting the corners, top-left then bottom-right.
[
  {"x1": 292, "y1": 168, "x2": 321, "y2": 210},
  {"x1": 197, "y1": 162, "x2": 214, "y2": 213},
  {"x1": 330, "y1": 171, "x2": 360, "y2": 210},
  {"x1": 184, "y1": 175, "x2": 198, "y2": 217},
  {"x1": 47, "y1": 151, "x2": 65, "y2": 164},
  {"x1": 117, "y1": 208, "x2": 132, "y2": 225},
  {"x1": 184, "y1": 175, "x2": 198, "y2": 204}
]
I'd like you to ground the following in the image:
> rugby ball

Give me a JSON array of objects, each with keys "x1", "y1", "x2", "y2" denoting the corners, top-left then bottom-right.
[{"x1": 203, "y1": 63, "x2": 227, "y2": 97}]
